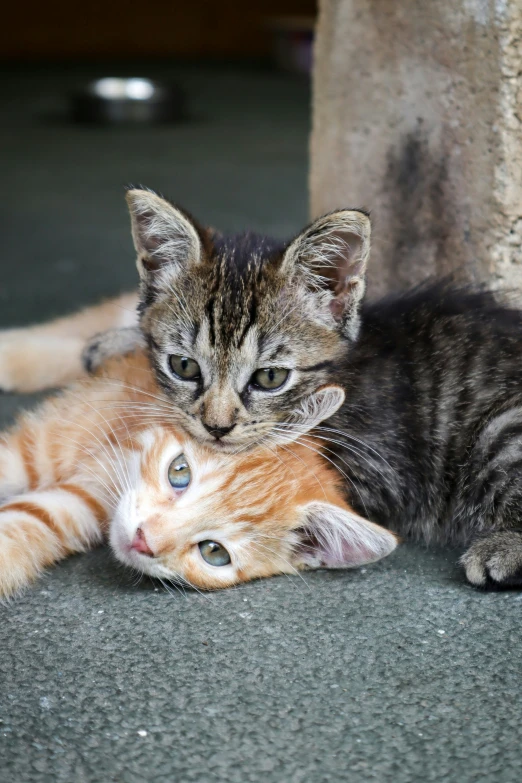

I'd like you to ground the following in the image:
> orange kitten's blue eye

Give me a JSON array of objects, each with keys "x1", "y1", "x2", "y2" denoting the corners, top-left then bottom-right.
[
  {"x1": 168, "y1": 453, "x2": 191, "y2": 490},
  {"x1": 198, "y1": 540, "x2": 231, "y2": 567}
]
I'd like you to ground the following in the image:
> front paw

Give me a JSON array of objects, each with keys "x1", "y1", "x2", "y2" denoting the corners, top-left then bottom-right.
[
  {"x1": 82, "y1": 333, "x2": 107, "y2": 374},
  {"x1": 461, "y1": 530, "x2": 522, "y2": 588},
  {"x1": 82, "y1": 327, "x2": 144, "y2": 374}
]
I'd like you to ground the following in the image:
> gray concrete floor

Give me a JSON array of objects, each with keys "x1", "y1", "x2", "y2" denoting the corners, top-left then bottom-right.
[{"x1": 1, "y1": 63, "x2": 521, "y2": 783}]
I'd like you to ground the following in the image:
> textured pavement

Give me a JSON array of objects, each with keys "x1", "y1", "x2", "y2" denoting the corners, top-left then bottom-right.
[{"x1": 1, "y1": 62, "x2": 521, "y2": 783}]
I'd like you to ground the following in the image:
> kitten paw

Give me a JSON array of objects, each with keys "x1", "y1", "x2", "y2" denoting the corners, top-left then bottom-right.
[
  {"x1": 82, "y1": 327, "x2": 144, "y2": 374},
  {"x1": 461, "y1": 530, "x2": 522, "y2": 588}
]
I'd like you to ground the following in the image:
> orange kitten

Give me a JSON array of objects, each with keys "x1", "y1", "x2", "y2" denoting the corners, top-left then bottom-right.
[{"x1": 0, "y1": 353, "x2": 396, "y2": 597}]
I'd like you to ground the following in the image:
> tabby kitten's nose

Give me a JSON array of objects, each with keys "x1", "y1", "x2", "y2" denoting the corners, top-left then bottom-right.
[
  {"x1": 130, "y1": 527, "x2": 154, "y2": 557},
  {"x1": 203, "y1": 423, "x2": 236, "y2": 439}
]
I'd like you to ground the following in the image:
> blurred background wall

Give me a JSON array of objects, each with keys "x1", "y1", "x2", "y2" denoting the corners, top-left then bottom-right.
[
  {"x1": 0, "y1": 1, "x2": 317, "y2": 327},
  {"x1": 1, "y1": 1, "x2": 316, "y2": 60}
]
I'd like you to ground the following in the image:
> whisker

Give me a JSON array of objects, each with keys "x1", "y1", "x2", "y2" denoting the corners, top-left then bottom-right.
[
  {"x1": 274, "y1": 440, "x2": 328, "y2": 502},
  {"x1": 113, "y1": 301, "x2": 168, "y2": 330},
  {"x1": 313, "y1": 426, "x2": 396, "y2": 473},
  {"x1": 160, "y1": 577, "x2": 187, "y2": 599},
  {"x1": 51, "y1": 425, "x2": 126, "y2": 497},
  {"x1": 273, "y1": 429, "x2": 369, "y2": 516},
  {"x1": 58, "y1": 392, "x2": 134, "y2": 495},
  {"x1": 92, "y1": 377, "x2": 177, "y2": 408},
  {"x1": 51, "y1": 434, "x2": 122, "y2": 506},
  {"x1": 305, "y1": 433, "x2": 390, "y2": 483},
  {"x1": 248, "y1": 539, "x2": 310, "y2": 591}
]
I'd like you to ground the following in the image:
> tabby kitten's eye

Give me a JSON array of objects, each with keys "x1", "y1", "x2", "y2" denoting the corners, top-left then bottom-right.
[
  {"x1": 198, "y1": 540, "x2": 231, "y2": 567},
  {"x1": 251, "y1": 367, "x2": 289, "y2": 390},
  {"x1": 168, "y1": 453, "x2": 191, "y2": 490},
  {"x1": 169, "y1": 355, "x2": 201, "y2": 381}
]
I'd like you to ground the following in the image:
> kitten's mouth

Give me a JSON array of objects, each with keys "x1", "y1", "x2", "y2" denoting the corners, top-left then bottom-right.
[
  {"x1": 205, "y1": 438, "x2": 230, "y2": 450},
  {"x1": 202, "y1": 440, "x2": 237, "y2": 454},
  {"x1": 202, "y1": 434, "x2": 261, "y2": 453},
  {"x1": 111, "y1": 522, "x2": 156, "y2": 570},
  {"x1": 189, "y1": 421, "x2": 273, "y2": 453},
  {"x1": 117, "y1": 538, "x2": 163, "y2": 578},
  {"x1": 202, "y1": 429, "x2": 288, "y2": 452}
]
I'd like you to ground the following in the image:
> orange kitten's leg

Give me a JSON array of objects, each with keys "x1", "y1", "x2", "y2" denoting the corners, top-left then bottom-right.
[
  {"x1": 0, "y1": 432, "x2": 33, "y2": 499},
  {"x1": 0, "y1": 482, "x2": 110, "y2": 598},
  {"x1": 0, "y1": 291, "x2": 138, "y2": 392}
]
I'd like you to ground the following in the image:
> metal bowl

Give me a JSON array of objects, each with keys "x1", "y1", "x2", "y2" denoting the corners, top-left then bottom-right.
[{"x1": 71, "y1": 77, "x2": 184, "y2": 124}]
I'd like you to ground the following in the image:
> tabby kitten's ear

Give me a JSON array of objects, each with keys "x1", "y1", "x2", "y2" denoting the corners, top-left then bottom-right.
[
  {"x1": 287, "y1": 384, "x2": 346, "y2": 434},
  {"x1": 281, "y1": 210, "x2": 371, "y2": 340},
  {"x1": 292, "y1": 502, "x2": 397, "y2": 570},
  {"x1": 126, "y1": 188, "x2": 203, "y2": 279}
]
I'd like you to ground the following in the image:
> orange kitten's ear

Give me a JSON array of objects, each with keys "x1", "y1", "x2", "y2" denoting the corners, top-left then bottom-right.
[
  {"x1": 292, "y1": 502, "x2": 397, "y2": 570},
  {"x1": 126, "y1": 188, "x2": 203, "y2": 278}
]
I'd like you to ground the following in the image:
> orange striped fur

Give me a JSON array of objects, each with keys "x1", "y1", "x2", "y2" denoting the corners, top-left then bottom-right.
[
  {"x1": 0, "y1": 352, "x2": 397, "y2": 598},
  {"x1": 0, "y1": 292, "x2": 138, "y2": 393}
]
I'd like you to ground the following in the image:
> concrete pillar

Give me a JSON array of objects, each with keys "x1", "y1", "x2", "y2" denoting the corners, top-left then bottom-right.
[{"x1": 310, "y1": 0, "x2": 522, "y2": 297}]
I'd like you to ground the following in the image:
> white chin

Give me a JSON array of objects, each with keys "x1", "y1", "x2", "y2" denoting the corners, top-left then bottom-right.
[
  {"x1": 111, "y1": 536, "x2": 160, "y2": 577},
  {"x1": 109, "y1": 522, "x2": 135, "y2": 567}
]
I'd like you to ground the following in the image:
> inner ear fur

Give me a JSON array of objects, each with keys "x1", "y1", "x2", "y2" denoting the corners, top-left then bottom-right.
[
  {"x1": 292, "y1": 501, "x2": 398, "y2": 570},
  {"x1": 126, "y1": 188, "x2": 205, "y2": 278},
  {"x1": 288, "y1": 385, "x2": 346, "y2": 433},
  {"x1": 281, "y1": 210, "x2": 371, "y2": 339}
]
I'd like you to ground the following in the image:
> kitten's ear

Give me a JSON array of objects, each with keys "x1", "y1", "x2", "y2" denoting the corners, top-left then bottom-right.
[
  {"x1": 126, "y1": 188, "x2": 203, "y2": 278},
  {"x1": 292, "y1": 501, "x2": 397, "y2": 570},
  {"x1": 287, "y1": 385, "x2": 345, "y2": 434},
  {"x1": 281, "y1": 210, "x2": 371, "y2": 339}
]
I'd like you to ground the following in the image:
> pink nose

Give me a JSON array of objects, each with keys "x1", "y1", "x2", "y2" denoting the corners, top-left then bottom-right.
[{"x1": 130, "y1": 527, "x2": 154, "y2": 557}]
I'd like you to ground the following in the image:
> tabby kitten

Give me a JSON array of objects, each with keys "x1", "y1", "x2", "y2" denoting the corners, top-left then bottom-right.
[
  {"x1": 3, "y1": 188, "x2": 522, "y2": 589},
  {"x1": 0, "y1": 352, "x2": 396, "y2": 598}
]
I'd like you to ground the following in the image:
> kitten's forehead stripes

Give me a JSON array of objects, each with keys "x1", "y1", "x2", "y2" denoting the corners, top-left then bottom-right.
[
  {"x1": 297, "y1": 360, "x2": 338, "y2": 373},
  {"x1": 266, "y1": 346, "x2": 292, "y2": 362},
  {"x1": 204, "y1": 233, "x2": 285, "y2": 351}
]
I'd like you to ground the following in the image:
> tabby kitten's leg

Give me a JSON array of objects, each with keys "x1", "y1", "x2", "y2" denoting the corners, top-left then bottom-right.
[
  {"x1": 82, "y1": 327, "x2": 145, "y2": 374},
  {"x1": 0, "y1": 292, "x2": 138, "y2": 392},
  {"x1": 456, "y1": 408, "x2": 522, "y2": 588},
  {"x1": 461, "y1": 531, "x2": 522, "y2": 588},
  {"x1": 0, "y1": 482, "x2": 109, "y2": 598}
]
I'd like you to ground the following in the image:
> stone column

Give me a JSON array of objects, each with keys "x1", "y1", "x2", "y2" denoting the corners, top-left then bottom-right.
[{"x1": 310, "y1": 0, "x2": 522, "y2": 298}]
